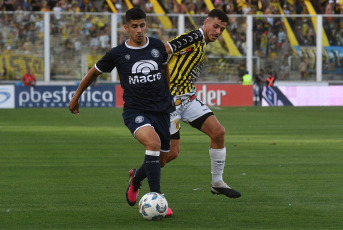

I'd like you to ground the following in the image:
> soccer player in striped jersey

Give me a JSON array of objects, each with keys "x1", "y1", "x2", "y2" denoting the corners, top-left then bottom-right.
[
  {"x1": 161, "y1": 9, "x2": 241, "y2": 198},
  {"x1": 69, "y1": 8, "x2": 174, "y2": 216}
]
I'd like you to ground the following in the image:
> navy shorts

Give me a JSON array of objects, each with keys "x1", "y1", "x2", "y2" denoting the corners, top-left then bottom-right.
[{"x1": 122, "y1": 109, "x2": 171, "y2": 152}]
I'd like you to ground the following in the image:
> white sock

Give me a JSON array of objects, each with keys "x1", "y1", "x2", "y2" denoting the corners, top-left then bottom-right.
[{"x1": 209, "y1": 147, "x2": 226, "y2": 183}]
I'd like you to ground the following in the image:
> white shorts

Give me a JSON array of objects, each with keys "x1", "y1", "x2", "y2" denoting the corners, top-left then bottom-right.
[{"x1": 170, "y1": 94, "x2": 212, "y2": 135}]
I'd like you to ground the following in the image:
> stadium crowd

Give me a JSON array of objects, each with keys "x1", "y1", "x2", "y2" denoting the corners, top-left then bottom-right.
[{"x1": 1, "y1": 0, "x2": 343, "y2": 81}]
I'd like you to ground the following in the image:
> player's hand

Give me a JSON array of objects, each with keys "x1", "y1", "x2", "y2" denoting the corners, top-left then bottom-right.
[{"x1": 69, "y1": 98, "x2": 80, "y2": 115}]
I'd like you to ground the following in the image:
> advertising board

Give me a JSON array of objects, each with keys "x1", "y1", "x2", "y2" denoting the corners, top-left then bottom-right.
[
  {"x1": 15, "y1": 85, "x2": 115, "y2": 108},
  {"x1": 115, "y1": 84, "x2": 254, "y2": 107},
  {"x1": 0, "y1": 85, "x2": 15, "y2": 109}
]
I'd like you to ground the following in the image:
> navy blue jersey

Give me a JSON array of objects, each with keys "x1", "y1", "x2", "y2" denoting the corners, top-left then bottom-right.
[{"x1": 95, "y1": 37, "x2": 174, "y2": 113}]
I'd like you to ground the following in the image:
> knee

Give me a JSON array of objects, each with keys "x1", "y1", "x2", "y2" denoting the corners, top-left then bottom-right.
[
  {"x1": 212, "y1": 125, "x2": 226, "y2": 141},
  {"x1": 145, "y1": 139, "x2": 161, "y2": 151}
]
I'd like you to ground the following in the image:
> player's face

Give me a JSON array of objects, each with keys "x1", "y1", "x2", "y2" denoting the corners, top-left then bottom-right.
[
  {"x1": 125, "y1": 19, "x2": 147, "y2": 46},
  {"x1": 203, "y1": 17, "x2": 227, "y2": 43}
]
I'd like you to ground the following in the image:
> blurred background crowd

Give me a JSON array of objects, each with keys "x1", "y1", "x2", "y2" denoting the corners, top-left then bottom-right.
[{"x1": 1, "y1": 0, "x2": 343, "y2": 82}]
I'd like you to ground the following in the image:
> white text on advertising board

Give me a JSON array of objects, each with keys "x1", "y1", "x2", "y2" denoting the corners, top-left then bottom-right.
[{"x1": 17, "y1": 86, "x2": 114, "y2": 108}]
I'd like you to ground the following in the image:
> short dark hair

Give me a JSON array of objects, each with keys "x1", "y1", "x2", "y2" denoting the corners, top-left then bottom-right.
[
  {"x1": 208, "y1": 9, "x2": 228, "y2": 23},
  {"x1": 125, "y1": 7, "x2": 146, "y2": 23}
]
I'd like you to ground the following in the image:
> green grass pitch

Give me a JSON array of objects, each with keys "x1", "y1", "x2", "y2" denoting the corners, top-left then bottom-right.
[{"x1": 1, "y1": 107, "x2": 342, "y2": 229}]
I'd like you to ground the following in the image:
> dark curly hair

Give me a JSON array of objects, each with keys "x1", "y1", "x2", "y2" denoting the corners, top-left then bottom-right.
[
  {"x1": 208, "y1": 9, "x2": 228, "y2": 23},
  {"x1": 125, "y1": 7, "x2": 146, "y2": 23}
]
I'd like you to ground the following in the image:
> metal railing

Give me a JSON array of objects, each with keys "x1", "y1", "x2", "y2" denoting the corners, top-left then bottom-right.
[{"x1": 1, "y1": 12, "x2": 342, "y2": 83}]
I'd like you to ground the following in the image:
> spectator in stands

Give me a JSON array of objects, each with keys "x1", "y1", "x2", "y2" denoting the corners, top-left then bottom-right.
[
  {"x1": 254, "y1": 69, "x2": 266, "y2": 105},
  {"x1": 99, "y1": 26, "x2": 110, "y2": 52},
  {"x1": 131, "y1": 0, "x2": 141, "y2": 7},
  {"x1": 71, "y1": 1, "x2": 81, "y2": 12},
  {"x1": 237, "y1": 59, "x2": 246, "y2": 79},
  {"x1": 23, "y1": 37, "x2": 34, "y2": 53},
  {"x1": 14, "y1": 5, "x2": 25, "y2": 24},
  {"x1": 198, "y1": 3, "x2": 209, "y2": 15},
  {"x1": 88, "y1": 3, "x2": 98, "y2": 12},
  {"x1": 53, "y1": 1, "x2": 63, "y2": 21},
  {"x1": 144, "y1": 0, "x2": 153, "y2": 13},
  {"x1": 268, "y1": 34, "x2": 278, "y2": 59},
  {"x1": 178, "y1": 0, "x2": 187, "y2": 13},
  {"x1": 242, "y1": 70, "x2": 252, "y2": 85},
  {"x1": 22, "y1": 66, "x2": 36, "y2": 86},
  {"x1": 172, "y1": 0, "x2": 179, "y2": 13},
  {"x1": 277, "y1": 27, "x2": 286, "y2": 48},
  {"x1": 2, "y1": 0, "x2": 14, "y2": 11},
  {"x1": 47, "y1": 0, "x2": 58, "y2": 11},
  {"x1": 41, "y1": 2, "x2": 50, "y2": 11},
  {"x1": 260, "y1": 30, "x2": 268, "y2": 55},
  {"x1": 266, "y1": 72, "x2": 275, "y2": 86},
  {"x1": 187, "y1": 1, "x2": 197, "y2": 14},
  {"x1": 281, "y1": 37, "x2": 291, "y2": 64},
  {"x1": 299, "y1": 56, "x2": 309, "y2": 80},
  {"x1": 30, "y1": 0, "x2": 41, "y2": 11},
  {"x1": 253, "y1": 19, "x2": 264, "y2": 52},
  {"x1": 282, "y1": 3, "x2": 290, "y2": 14},
  {"x1": 89, "y1": 24, "x2": 99, "y2": 48},
  {"x1": 1, "y1": 67, "x2": 7, "y2": 80}
]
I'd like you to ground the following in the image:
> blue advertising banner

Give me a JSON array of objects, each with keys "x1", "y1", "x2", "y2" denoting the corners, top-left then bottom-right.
[
  {"x1": 262, "y1": 86, "x2": 293, "y2": 106},
  {"x1": 15, "y1": 85, "x2": 115, "y2": 108}
]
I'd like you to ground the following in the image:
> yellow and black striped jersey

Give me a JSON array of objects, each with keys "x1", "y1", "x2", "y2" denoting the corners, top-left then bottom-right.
[{"x1": 166, "y1": 29, "x2": 206, "y2": 96}]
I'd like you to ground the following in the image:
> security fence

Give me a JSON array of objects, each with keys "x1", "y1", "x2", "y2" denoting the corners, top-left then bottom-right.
[{"x1": 0, "y1": 12, "x2": 342, "y2": 83}]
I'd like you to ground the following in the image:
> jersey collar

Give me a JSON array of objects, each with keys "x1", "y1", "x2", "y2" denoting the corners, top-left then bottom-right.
[
  {"x1": 199, "y1": 28, "x2": 206, "y2": 47},
  {"x1": 125, "y1": 37, "x2": 149, "y2": 49}
]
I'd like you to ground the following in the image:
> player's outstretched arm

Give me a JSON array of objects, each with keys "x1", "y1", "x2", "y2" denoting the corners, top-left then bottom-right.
[{"x1": 69, "y1": 67, "x2": 101, "y2": 114}]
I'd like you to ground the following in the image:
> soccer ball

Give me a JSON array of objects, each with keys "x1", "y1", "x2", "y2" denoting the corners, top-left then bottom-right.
[{"x1": 138, "y1": 192, "x2": 168, "y2": 220}]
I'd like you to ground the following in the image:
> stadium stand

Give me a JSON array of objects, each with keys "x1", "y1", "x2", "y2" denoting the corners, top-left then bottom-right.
[{"x1": 0, "y1": 0, "x2": 342, "y2": 82}]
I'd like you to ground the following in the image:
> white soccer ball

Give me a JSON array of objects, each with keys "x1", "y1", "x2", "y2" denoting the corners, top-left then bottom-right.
[{"x1": 138, "y1": 192, "x2": 168, "y2": 220}]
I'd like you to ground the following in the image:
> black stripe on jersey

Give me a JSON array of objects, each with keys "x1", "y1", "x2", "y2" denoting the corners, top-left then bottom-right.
[
  {"x1": 176, "y1": 48, "x2": 201, "y2": 93},
  {"x1": 170, "y1": 41, "x2": 203, "y2": 95}
]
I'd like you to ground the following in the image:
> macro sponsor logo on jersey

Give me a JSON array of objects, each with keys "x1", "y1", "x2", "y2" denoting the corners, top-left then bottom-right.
[
  {"x1": 128, "y1": 60, "x2": 162, "y2": 84},
  {"x1": 15, "y1": 85, "x2": 115, "y2": 108}
]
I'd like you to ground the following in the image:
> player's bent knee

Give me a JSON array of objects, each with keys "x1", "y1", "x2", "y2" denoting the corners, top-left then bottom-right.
[
  {"x1": 145, "y1": 139, "x2": 161, "y2": 151},
  {"x1": 212, "y1": 125, "x2": 225, "y2": 139},
  {"x1": 218, "y1": 126, "x2": 226, "y2": 137}
]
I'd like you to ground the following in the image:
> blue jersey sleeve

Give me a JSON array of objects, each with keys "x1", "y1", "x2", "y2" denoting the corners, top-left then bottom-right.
[{"x1": 95, "y1": 48, "x2": 117, "y2": 73}]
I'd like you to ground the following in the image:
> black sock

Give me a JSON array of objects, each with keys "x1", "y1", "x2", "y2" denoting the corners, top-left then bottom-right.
[
  {"x1": 144, "y1": 155, "x2": 161, "y2": 194},
  {"x1": 133, "y1": 164, "x2": 146, "y2": 189}
]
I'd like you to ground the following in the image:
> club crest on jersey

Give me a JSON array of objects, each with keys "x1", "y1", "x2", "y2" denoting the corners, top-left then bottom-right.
[
  {"x1": 128, "y1": 60, "x2": 162, "y2": 84},
  {"x1": 135, "y1": 116, "x2": 144, "y2": 123},
  {"x1": 175, "y1": 98, "x2": 181, "y2": 106},
  {"x1": 125, "y1": 54, "x2": 130, "y2": 60},
  {"x1": 151, "y1": 49, "x2": 160, "y2": 58}
]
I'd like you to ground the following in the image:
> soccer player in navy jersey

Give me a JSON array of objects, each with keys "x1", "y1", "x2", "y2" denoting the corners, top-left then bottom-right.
[
  {"x1": 160, "y1": 9, "x2": 241, "y2": 198},
  {"x1": 69, "y1": 8, "x2": 174, "y2": 216}
]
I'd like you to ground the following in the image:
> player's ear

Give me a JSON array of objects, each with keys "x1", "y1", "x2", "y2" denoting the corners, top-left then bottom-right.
[
  {"x1": 124, "y1": 24, "x2": 129, "y2": 32},
  {"x1": 204, "y1": 17, "x2": 209, "y2": 24}
]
